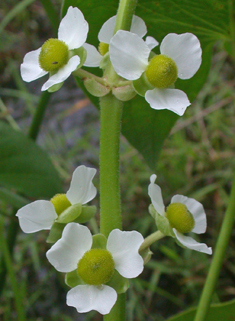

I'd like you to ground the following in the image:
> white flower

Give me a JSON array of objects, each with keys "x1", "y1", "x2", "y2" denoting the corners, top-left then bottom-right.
[
  {"x1": 16, "y1": 165, "x2": 97, "y2": 233},
  {"x1": 148, "y1": 175, "x2": 212, "y2": 254},
  {"x1": 109, "y1": 31, "x2": 202, "y2": 116},
  {"x1": 20, "y1": 7, "x2": 89, "y2": 91},
  {"x1": 46, "y1": 223, "x2": 144, "y2": 314},
  {"x1": 83, "y1": 15, "x2": 149, "y2": 67}
]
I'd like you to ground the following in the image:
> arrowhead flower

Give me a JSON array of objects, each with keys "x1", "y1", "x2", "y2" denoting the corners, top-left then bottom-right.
[
  {"x1": 20, "y1": 7, "x2": 88, "y2": 91},
  {"x1": 109, "y1": 31, "x2": 202, "y2": 116},
  {"x1": 83, "y1": 15, "x2": 152, "y2": 67},
  {"x1": 148, "y1": 175, "x2": 212, "y2": 254},
  {"x1": 16, "y1": 165, "x2": 97, "y2": 233},
  {"x1": 46, "y1": 223, "x2": 144, "y2": 315}
]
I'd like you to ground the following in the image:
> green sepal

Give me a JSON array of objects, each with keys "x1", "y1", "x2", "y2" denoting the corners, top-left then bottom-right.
[
  {"x1": 47, "y1": 81, "x2": 64, "y2": 93},
  {"x1": 107, "y1": 270, "x2": 129, "y2": 294},
  {"x1": 65, "y1": 269, "x2": 84, "y2": 288},
  {"x1": 132, "y1": 73, "x2": 153, "y2": 97},
  {"x1": 112, "y1": 85, "x2": 136, "y2": 101},
  {"x1": 100, "y1": 52, "x2": 110, "y2": 69},
  {"x1": 84, "y1": 78, "x2": 110, "y2": 97},
  {"x1": 73, "y1": 205, "x2": 97, "y2": 223},
  {"x1": 56, "y1": 203, "x2": 82, "y2": 223},
  {"x1": 46, "y1": 221, "x2": 66, "y2": 243},
  {"x1": 148, "y1": 204, "x2": 174, "y2": 237},
  {"x1": 140, "y1": 247, "x2": 153, "y2": 265},
  {"x1": 91, "y1": 234, "x2": 107, "y2": 249},
  {"x1": 71, "y1": 47, "x2": 87, "y2": 68}
]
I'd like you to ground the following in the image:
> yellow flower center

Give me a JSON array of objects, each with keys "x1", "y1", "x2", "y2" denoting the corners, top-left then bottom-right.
[
  {"x1": 39, "y1": 38, "x2": 69, "y2": 72},
  {"x1": 145, "y1": 54, "x2": 178, "y2": 88},
  {"x1": 77, "y1": 249, "x2": 115, "y2": 285},
  {"x1": 50, "y1": 194, "x2": 71, "y2": 215},
  {"x1": 166, "y1": 203, "x2": 195, "y2": 234},
  {"x1": 98, "y1": 42, "x2": 109, "y2": 56}
]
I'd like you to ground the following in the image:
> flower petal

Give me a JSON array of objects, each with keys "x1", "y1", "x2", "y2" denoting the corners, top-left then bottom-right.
[
  {"x1": 16, "y1": 200, "x2": 57, "y2": 233},
  {"x1": 66, "y1": 165, "x2": 97, "y2": 205},
  {"x1": 173, "y1": 229, "x2": 212, "y2": 254},
  {"x1": 130, "y1": 15, "x2": 147, "y2": 38},
  {"x1": 67, "y1": 284, "x2": 117, "y2": 315},
  {"x1": 160, "y1": 33, "x2": 202, "y2": 79},
  {"x1": 145, "y1": 88, "x2": 190, "y2": 116},
  {"x1": 41, "y1": 55, "x2": 80, "y2": 91},
  {"x1": 171, "y1": 195, "x2": 207, "y2": 234},
  {"x1": 98, "y1": 15, "x2": 147, "y2": 44},
  {"x1": 145, "y1": 36, "x2": 159, "y2": 50},
  {"x1": 20, "y1": 48, "x2": 47, "y2": 82},
  {"x1": 58, "y1": 6, "x2": 88, "y2": 49},
  {"x1": 107, "y1": 229, "x2": 144, "y2": 278},
  {"x1": 46, "y1": 223, "x2": 92, "y2": 272},
  {"x1": 83, "y1": 43, "x2": 102, "y2": 67},
  {"x1": 109, "y1": 30, "x2": 150, "y2": 80},
  {"x1": 148, "y1": 174, "x2": 165, "y2": 216}
]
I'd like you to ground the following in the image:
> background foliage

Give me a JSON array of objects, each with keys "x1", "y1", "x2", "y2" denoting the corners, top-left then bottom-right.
[{"x1": 0, "y1": 0, "x2": 235, "y2": 320}]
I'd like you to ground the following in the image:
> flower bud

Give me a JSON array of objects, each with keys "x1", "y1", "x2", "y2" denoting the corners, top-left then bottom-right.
[
  {"x1": 84, "y1": 78, "x2": 110, "y2": 97},
  {"x1": 112, "y1": 85, "x2": 136, "y2": 101}
]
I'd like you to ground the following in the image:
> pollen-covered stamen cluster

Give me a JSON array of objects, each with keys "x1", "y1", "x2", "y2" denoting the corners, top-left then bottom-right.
[
  {"x1": 145, "y1": 54, "x2": 178, "y2": 88},
  {"x1": 166, "y1": 203, "x2": 195, "y2": 234},
  {"x1": 98, "y1": 42, "x2": 109, "y2": 56},
  {"x1": 39, "y1": 38, "x2": 69, "y2": 72},
  {"x1": 77, "y1": 249, "x2": 115, "y2": 285},
  {"x1": 50, "y1": 193, "x2": 71, "y2": 215}
]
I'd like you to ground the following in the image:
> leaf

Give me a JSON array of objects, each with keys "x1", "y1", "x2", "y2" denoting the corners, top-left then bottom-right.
[
  {"x1": 61, "y1": 0, "x2": 229, "y2": 169},
  {"x1": 166, "y1": 299, "x2": 235, "y2": 321},
  {"x1": 0, "y1": 187, "x2": 28, "y2": 208},
  {"x1": 0, "y1": 122, "x2": 62, "y2": 198}
]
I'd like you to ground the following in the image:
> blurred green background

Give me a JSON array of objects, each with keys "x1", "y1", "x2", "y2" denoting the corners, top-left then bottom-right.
[{"x1": 0, "y1": 1, "x2": 235, "y2": 320}]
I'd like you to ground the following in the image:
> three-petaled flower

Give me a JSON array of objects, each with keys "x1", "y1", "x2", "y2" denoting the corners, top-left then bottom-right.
[
  {"x1": 148, "y1": 175, "x2": 212, "y2": 254},
  {"x1": 20, "y1": 7, "x2": 88, "y2": 91},
  {"x1": 109, "y1": 31, "x2": 202, "y2": 116},
  {"x1": 46, "y1": 223, "x2": 144, "y2": 314},
  {"x1": 16, "y1": 165, "x2": 97, "y2": 233},
  {"x1": 83, "y1": 15, "x2": 158, "y2": 67}
]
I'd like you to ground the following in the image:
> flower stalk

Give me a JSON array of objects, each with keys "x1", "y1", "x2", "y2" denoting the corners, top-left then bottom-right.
[
  {"x1": 194, "y1": 174, "x2": 235, "y2": 321},
  {"x1": 100, "y1": 1, "x2": 139, "y2": 319},
  {"x1": 139, "y1": 230, "x2": 165, "y2": 253},
  {"x1": 99, "y1": 94, "x2": 123, "y2": 237}
]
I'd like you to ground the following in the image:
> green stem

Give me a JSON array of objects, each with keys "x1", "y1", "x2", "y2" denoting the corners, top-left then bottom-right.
[
  {"x1": 139, "y1": 230, "x2": 165, "y2": 253},
  {"x1": 0, "y1": 218, "x2": 26, "y2": 321},
  {"x1": 113, "y1": 0, "x2": 138, "y2": 33},
  {"x1": 28, "y1": 91, "x2": 51, "y2": 140},
  {"x1": 194, "y1": 174, "x2": 235, "y2": 321},
  {"x1": 100, "y1": 1, "x2": 138, "y2": 320},
  {"x1": 99, "y1": 94, "x2": 123, "y2": 236}
]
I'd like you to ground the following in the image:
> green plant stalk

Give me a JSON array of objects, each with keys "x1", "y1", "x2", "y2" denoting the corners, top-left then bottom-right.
[
  {"x1": 100, "y1": 0, "x2": 138, "y2": 320},
  {"x1": 0, "y1": 218, "x2": 26, "y2": 321},
  {"x1": 113, "y1": 0, "x2": 138, "y2": 33},
  {"x1": 139, "y1": 230, "x2": 165, "y2": 253},
  {"x1": 28, "y1": 91, "x2": 51, "y2": 140},
  {"x1": 194, "y1": 174, "x2": 235, "y2": 321},
  {"x1": 228, "y1": 0, "x2": 235, "y2": 59},
  {"x1": 99, "y1": 94, "x2": 123, "y2": 236}
]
